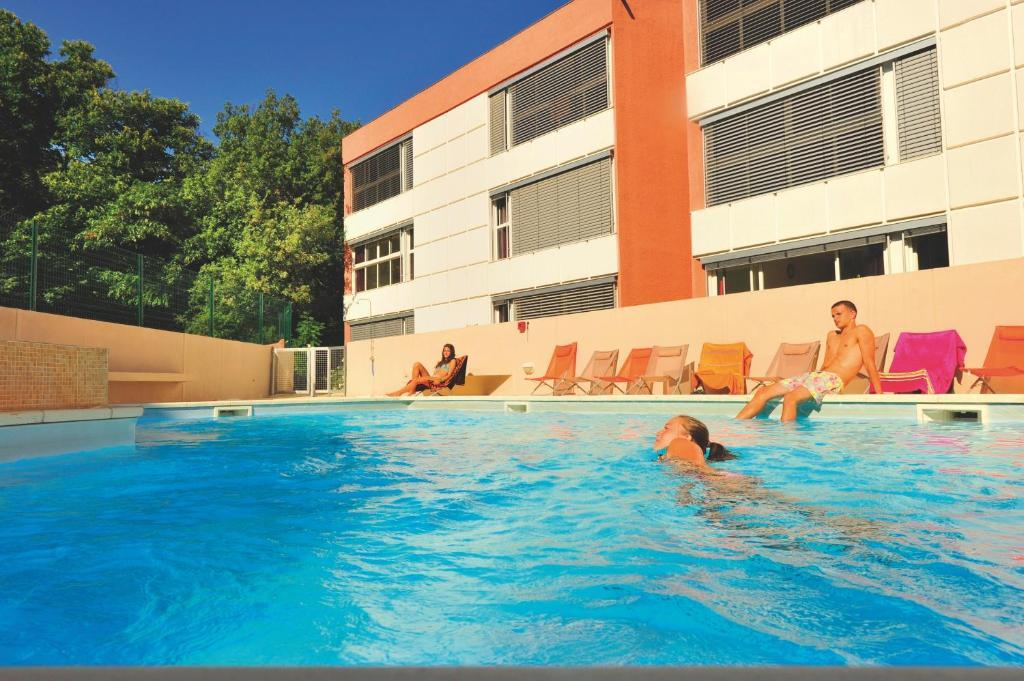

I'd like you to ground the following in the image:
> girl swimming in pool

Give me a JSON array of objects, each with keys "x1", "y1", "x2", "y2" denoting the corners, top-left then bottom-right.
[
  {"x1": 653, "y1": 415, "x2": 735, "y2": 473},
  {"x1": 386, "y1": 343, "x2": 458, "y2": 396}
]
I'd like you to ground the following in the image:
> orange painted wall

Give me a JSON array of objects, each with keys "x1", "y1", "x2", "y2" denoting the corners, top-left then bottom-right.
[
  {"x1": 681, "y1": 0, "x2": 707, "y2": 297},
  {"x1": 340, "y1": 0, "x2": 613, "y2": 168},
  {"x1": 612, "y1": 0, "x2": 693, "y2": 306},
  {"x1": 0, "y1": 307, "x2": 275, "y2": 404}
]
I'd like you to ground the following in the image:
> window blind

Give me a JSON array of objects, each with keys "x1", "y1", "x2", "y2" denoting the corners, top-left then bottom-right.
[
  {"x1": 349, "y1": 312, "x2": 414, "y2": 341},
  {"x1": 895, "y1": 48, "x2": 942, "y2": 161},
  {"x1": 351, "y1": 139, "x2": 413, "y2": 211},
  {"x1": 701, "y1": 0, "x2": 865, "y2": 65},
  {"x1": 509, "y1": 158, "x2": 612, "y2": 255},
  {"x1": 489, "y1": 92, "x2": 507, "y2": 155},
  {"x1": 508, "y1": 39, "x2": 608, "y2": 147},
  {"x1": 704, "y1": 66, "x2": 883, "y2": 206},
  {"x1": 510, "y1": 281, "x2": 616, "y2": 321}
]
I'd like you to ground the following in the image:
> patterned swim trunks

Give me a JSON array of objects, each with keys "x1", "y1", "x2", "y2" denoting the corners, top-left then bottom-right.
[{"x1": 779, "y1": 371, "x2": 844, "y2": 407}]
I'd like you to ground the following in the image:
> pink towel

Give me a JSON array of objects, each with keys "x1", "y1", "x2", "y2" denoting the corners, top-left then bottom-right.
[{"x1": 876, "y1": 330, "x2": 967, "y2": 394}]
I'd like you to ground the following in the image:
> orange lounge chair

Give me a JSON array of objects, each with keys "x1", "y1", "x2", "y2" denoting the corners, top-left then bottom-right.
[
  {"x1": 746, "y1": 341, "x2": 821, "y2": 391},
  {"x1": 527, "y1": 342, "x2": 578, "y2": 395},
  {"x1": 638, "y1": 345, "x2": 690, "y2": 395},
  {"x1": 691, "y1": 342, "x2": 753, "y2": 395},
  {"x1": 842, "y1": 333, "x2": 890, "y2": 394},
  {"x1": 566, "y1": 349, "x2": 619, "y2": 395},
  {"x1": 964, "y1": 326, "x2": 1024, "y2": 393},
  {"x1": 598, "y1": 347, "x2": 653, "y2": 395},
  {"x1": 421, "y1": 355, "x2": 469, "y2": 396}
]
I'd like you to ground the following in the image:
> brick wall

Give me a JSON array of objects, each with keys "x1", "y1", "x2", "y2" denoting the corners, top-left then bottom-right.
[{"x1": 0, "y1": 341, "x2": 108, "y2": 411}]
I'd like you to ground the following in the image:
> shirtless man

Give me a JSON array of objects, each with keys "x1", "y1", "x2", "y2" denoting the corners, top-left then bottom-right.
[{"x1": 736, "y1": 300, "x2": 882, "y2": 422}]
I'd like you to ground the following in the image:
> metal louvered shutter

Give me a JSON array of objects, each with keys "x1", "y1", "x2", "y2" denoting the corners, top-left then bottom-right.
[
  {"x1": 509, "y1": 39, "x2": 608, "y2": 147},
  {"x1": 513, "y1": 281, "x2": 615, "y2": 321},
  {"x1": 402, "y1": 139, "x2": 414, "y2": 190},
  {"x1": 704, "y1": 67, "x2": 883, "y2": 206},
  {"x1": 701, "y1": 0, "x2": 866, "y2": 65},
  {"x1": 509, "y1": 159, "x2": 612, "y2": 256},
  {"x1": 489, "y1": 92, "x2": 507, "y2": 155},
  {"x1": 895, "y1": 48, "x2": 941, "y2": 162},
  {"x1": 350, "y1": 314, "x2": 413, "y2": 341},
  {"x1": 404, "y1": 316, "x2": 415, "y2": 335},
  {"x1": 352, "y1": 144, "x2": 402, "y2": 211}
]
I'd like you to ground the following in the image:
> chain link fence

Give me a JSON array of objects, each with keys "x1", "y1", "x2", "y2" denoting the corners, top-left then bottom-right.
[{"x1": 0, "y1": 217, "x2": 293, "y2": 344}]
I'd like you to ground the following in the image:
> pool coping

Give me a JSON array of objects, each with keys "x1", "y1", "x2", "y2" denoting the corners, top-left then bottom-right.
[{"x1": 0, "y1": 406, "x2": 142, "y2": 462}]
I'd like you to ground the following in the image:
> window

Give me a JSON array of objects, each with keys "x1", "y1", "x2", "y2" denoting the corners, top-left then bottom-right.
[
  {"x1": 493, "y1": 195, "x2": 510, "y2": 260},
  {"x1": 351, "y1": 138, "x2": 414, "y2": 211},
  {"x1": 700, "y1": 0, "x2": 865, "y2": 65},
  {"x1": 353, "y1": 226, "x2": 413, "y2": 293},
  {"x1": 495, "y1": 278, "x2": 616, "y2": 322},
  {"x1": 907, "y1": 229, "x2": 948, "y2": 271},
  {"x1": 496, "y1": 157, "x2": 613, "y2": 258},
  {"x1": 349, "y1": 312, "x2": 415, "y2": 341},
  {"x1": 494, "y1": 302, "x2": 510, "y2": 324},
  {"x1": 895, "y1": 48, "x2": 942, "y2": 161},
  {"x1": 489, "y1": 36, "x2": 609, "y2": 153},
  {"x1": 704, "y1": 67, "x2": 883, "y2": 206}
]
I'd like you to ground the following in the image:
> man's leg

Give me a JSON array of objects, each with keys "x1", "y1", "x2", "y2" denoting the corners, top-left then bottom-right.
[
  {"x1": 780, "y1": 386, "x2": 814, "y2": 422},
  {"x1": 736, "y1": 382, "x2": 790, "y2": 419}
]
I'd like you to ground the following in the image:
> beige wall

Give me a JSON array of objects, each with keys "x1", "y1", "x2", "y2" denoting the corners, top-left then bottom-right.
[
  {"x1": 345, "y1": 258, "x2": 1024, "y2": 396},
  {"x1": 0, "y1": 307, "x2": 274, "y2": 404}
]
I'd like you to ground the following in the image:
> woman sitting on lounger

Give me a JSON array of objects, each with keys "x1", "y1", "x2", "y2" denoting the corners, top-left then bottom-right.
[
  {"x1": 387, "y1": 343, "x2": 458, "y2": 397},
  {"x1": 653, "y1": 415, "x2": 735, "y2": 474}
]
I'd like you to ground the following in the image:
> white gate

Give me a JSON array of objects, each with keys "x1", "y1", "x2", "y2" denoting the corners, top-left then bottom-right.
[{"x1": 272, "y1": 346, "x2": 344, "y2": 396}]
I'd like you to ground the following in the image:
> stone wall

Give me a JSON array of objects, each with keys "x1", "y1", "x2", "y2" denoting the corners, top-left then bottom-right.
[{"x1": 0, "y1": 340, "x2": 108, "y2": 411}]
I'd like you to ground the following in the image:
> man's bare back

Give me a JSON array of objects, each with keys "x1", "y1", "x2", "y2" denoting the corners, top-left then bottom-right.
[{"x1": 736, "y1": 300, "x2": 882, "y2": 421}]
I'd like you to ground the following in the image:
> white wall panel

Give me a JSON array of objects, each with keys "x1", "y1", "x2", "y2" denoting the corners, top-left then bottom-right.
[
  {"x1": 776, "y1": 183, "x2": 828, "y2": 240},
  {"x1": 1014, "y1": 4, "x2": 1024, "y2": 67},
  {"x1": 820, "y1": 1, "x2": 874, "y2": 70},
  {"x1": 461, "y1": 296, "x2": 494, "y2": 327},
  {"x1": 413, "y1": 176, "x2": 446, "y2": 214},
  {"x1": 446, "y1": 228, "x2": 488, "y2": 270},
  {"x1": 444, "y1": 104, "x2": 468, "y2": 142},
  {"x1": 555, "y1": 109, "x2": 615, "y2": 165},
  {"x1": 486, "y1": 258, "x2": 512, "y2": 296},
  {"x1": 408, "y1": 277, "x2": 431, "y2": 310},
  {"x1": 939, "y1": 10, "x2": 1011, "y2": 89},
  {"x1": 414, "y1": 207, "x2": 448, "y2": 246},
  {"x1": 948, "y1": 199, "x2": 1023, "y2": 264},
  {"x1": 445, "y1": 134, "x2": 467, "y2": 172},
  {"x1": 463, "y1": 93, "x2": 489, "y2": 130},
  {"x1": 414, "y1": 238, "x2": 448, "y2": 278},
  {"x1": 946, "y1": 135, "x2": 1020, "y2": 208},
  {"x1": 691, "y1": 205, "x2": 731, "y2": 255},
  {"x1": 939, "y1": 0, "x2": 1004, "y2": 30},
  {"x1": 415, "y1": 115, "x2": 447, "y2": 154},
  {"x1": 558, "y1": 235, "x2": 617, "y2": 282},
  {"x1": 447, "y1": 266, "x2": 468, "y2": 301},
  {"x1": 876, "y1": 0, "x2": 938, "y2": 51},
  {"x1": 943, "y1": 73, "x2": 1015, "y2": 147},
  {"x1": 460, "y1": 262, "x2": 491, "y2": 300},
  {"x1": 465, "y1": 125, "x2": 488, "y2": 165},
  {"x1": 416, "y1": 146, "x2": 446, "y2": 185},
  {"x1": 686, "y1": 63, "x2": 726, "y2": 118},
  {"x1": 885, "y1": 154, "x2": 947, "y2": 220},
  {"x1": 730, "y1": 194, "x2": 776, "y2": 249},
  {"x1": 427, "y1": 271, "x2": 450, "y2": 307},
  {"x1": 344, "y1": 191, "x2": 414, "y2": 241},
  {"x1": 724, "y1": 43, "x2": 771, "y2": 104},
  {"x1": 770, "y1": 23, "x2": 820, "y2": 88},
  {"x1": 826, "y1": 170, "x2": 883, "y2": 231},
  {"x1": 414, "y1": 303, "x2": 450, "y2": 334}
]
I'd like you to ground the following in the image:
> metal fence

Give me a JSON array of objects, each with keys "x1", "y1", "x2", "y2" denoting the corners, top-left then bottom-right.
[
  {"x1": 272, "y1": 347, "x2": 345, "y2": 396},
  {"x1": 0, "y1": 219, "x2": 293, "y2": 344}
]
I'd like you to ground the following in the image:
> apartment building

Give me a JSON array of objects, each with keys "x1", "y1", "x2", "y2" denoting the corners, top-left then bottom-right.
[
  {"x1": 686, "y1": 0, "x2": 1024, "y2": 295},
  {"x1": 340, "y1": 0, "x2": 692, "y2": 340}
]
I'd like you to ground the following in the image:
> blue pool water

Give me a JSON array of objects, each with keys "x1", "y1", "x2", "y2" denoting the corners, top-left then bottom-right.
[{"x1": 0, "y1": 409, "x2": 1022, "y2": 666}]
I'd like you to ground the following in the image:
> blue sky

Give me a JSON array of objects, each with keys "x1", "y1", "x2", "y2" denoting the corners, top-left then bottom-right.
[{"x1": 6, "y1": 0, "x2": 567, "y2": 136}]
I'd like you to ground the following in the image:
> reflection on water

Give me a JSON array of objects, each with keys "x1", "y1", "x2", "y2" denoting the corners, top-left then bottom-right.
[{"x1": 0, "y1": 410, "x2": 1021, "y2": 665}]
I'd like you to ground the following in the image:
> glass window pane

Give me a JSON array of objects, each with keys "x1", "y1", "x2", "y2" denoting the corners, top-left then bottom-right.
[
  {"x1": 913, "y1": 231, "x2": 949, "y2": 270},
  {"x1": 495, "y1": 196, "x2": 508, "y2": 225},
  {"x1": 378, "y1": 261, "x2": 391, "y2": 287},
  {"x1": 407, "y1": 228, "x2": 414, "y2": 250},
  {"x1": 389, "y1": 235, "x2": 400, "y2": 255},
  {"x1": 409, "y1": 253, "x2": 414, "y2": 281},
  {"x1": 355, "y1": 268, "x2": 365, "y2": 292},
  {"x1": 354, "y1": 246, "x2": 365, "y2": 264},
  {"x1": 839, "y1": 243, "x2": 885, "y2": 280},
  {"x1": 761, "y1": 252, "x2": 836, "y2": 289},
  {"x1": 367, "y1": 264, "x2": 378, "y2": 290},
  {"x1": 497, "y1": 225, "x2": 509, "y2": 260},
  {"x1": 391, "y1": 257, "x2": 402, "y2": 284}
]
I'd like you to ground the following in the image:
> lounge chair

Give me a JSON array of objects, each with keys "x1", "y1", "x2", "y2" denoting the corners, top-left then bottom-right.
[
  {"x1": 566, "y1": 349, "x2": 619, "y2": 395},
  {"x1": 842, "y1": 333, "x2": 889, "y2": 394},
  {"x1": 527, "y1": 342, "x2": 578, "y2": 395},
  {"x1": 638, "y1": 345, "x2": 690, "y2": 395},
  {"x1": 964, "y1": 326, "x2": 1024, "y2": 393},
  {"x1": 599, "y1": 347, "x2": 654, "y2": 395},
  {"x1": 691, "y1": 342, "x2": 753, "y2": 395},
  {"x1": 746, "y1": 341, "x2": 821, "y2": 391},
  {"x1": 876, "y1": 330, "x2": 966, "y2": 394},
  {"x1": 421, "y1": 355, "x2": 469, "y2": 396}
]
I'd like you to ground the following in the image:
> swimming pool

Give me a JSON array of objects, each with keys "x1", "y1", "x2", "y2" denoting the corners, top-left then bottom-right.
[{"x1": 1, "y1": 408, "x2": 1022, "y2": 666}]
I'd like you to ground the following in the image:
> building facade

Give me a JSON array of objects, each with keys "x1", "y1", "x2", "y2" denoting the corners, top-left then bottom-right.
[
  {"x1": 341, "y1": 0, "x2": 692, "y2": 340},
  {"x1": 342, "y1": 0, "x2": 1024, "y2": 340},
  {"x1": 686, "y1": 0, "x2": 1024, "y2": 295}
]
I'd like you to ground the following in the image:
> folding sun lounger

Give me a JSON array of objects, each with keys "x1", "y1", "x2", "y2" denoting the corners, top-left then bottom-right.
[
  {"x1": 964, "y1": 325, "x2": 1024, "y2": 393},
  {"x1": 746, "y1": 341, "x2": 821, "y2": 392},
  {"x1": 421, "y1": 355, "x2": 469, "y2": 396},
  {"x1": 637, "y1": 345, "x2": 689, "y2": 395},
  {"x1": 527, "y1": 342, "x2": 578, "y2": 395},
  {"x1": 566, "y1": 349, "x2": 620, "y2": 395},
  {"x1": 876, "y1": 330, "x2": 966, "y2": 394},
  {"x1": 691, "y1": 342, "x2": 753, "y2": 395},
  {"x1": 599, "y1": 347, "x2": 654, "y2": 395}
]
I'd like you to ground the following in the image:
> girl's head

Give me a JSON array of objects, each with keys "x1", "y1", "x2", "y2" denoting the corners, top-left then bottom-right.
[
  {"x1": 654, "y1": 415, "x2": 734, "y2": 461},
  {"x1": 438, "y1": 343, "x2": 456, "y2": 367}
]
